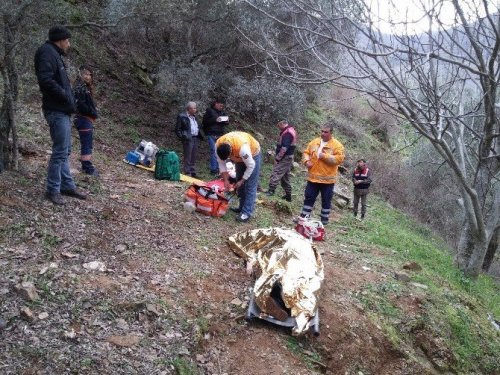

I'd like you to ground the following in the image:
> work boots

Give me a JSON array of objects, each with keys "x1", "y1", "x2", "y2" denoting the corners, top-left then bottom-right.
[
  {"x1": 265, "y1": 189, "x2": 275, "y2": 197},
  {"x1": 81, "y1": 160, "x2": 99, "y2": 176},
  {"x1": 281, "y1": 193, "x2": 292, "y2": 202}
]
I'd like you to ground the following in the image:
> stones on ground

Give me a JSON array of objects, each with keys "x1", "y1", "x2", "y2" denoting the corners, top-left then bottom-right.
[
  {"x1": 20, "y1": 307, "x2": 34, "y2": 321},
  {"x1": 62, "y1": 328, "x2": 77, "y2": 340},
  {"x1": 14, "y1": 281, "x2": 39, "y2": 301},
  {"x1": 230, "y1": 297, "x2": 243, "y2": 306},
  {"x1": 0, "y1": 317, "x2": 7, "y2": 331},
  {"x1": 115, "y1": 318, "x2": 129, "y2": 330},
  {"x1": 362, "y1": 266, "x2": 371, "y2": 271},
  {"x1": 411, "y1": 282, "x2": 428, "y2": 290},
  {"x1": 107, "y1": 335, "x2": 141, "y2": 347},
  {"x1": 146, "y1": 303, "x2": 161, "y2": 316},
  {"x1": 82, "y1": 261, "x2": 107, "y2": 272},
  {"x1": 403, "y1": 261, "x2": 422, "y2": 271},
  {"x1": 0, "y1": 287, "x2": 9, "y2": 296},
  {"x1": 38, "y1": 312, "x2": 49, "y2": 320},
  {"x1": 62, "y1": 251, "x2": 79, "y2": 258},
  {"x1": 394, "y1": 272, "x2": 411, "y2": 282},
  {"x1": 115, "y1": 244, "x2": 127, "y2": 252}
]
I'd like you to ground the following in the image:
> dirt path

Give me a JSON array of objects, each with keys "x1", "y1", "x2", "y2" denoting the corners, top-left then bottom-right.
[{"x1": 0, "y1": 147, "x2": 425, "y2": 375}]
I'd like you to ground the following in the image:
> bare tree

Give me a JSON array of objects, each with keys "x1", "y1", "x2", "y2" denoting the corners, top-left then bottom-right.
[
  {"x1": 0, "y1": 1, "x2": 37, "y2": 171},
  {"x1": 240, "y1": 0, "x2": 499, "y2": 277}
]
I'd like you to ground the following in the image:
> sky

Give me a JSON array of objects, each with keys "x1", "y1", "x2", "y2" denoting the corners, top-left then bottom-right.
[{"x1": 368, "y1": 0, "x2": 491, "y2": 34}]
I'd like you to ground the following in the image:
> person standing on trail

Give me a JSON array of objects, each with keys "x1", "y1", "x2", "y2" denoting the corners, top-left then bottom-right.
[
  {"x1": 299, "y1": 123, "x2": 345, "y2": 225},
  {"x1": 202, "y1": 98, "x2": 229, "y2": 176},
  {"x1": 175, "y1": 101, "x2": 203, "y2": 178},
  {"x1": 216, "y1": 131, "x2": 261, "y2": 223},
  {"x1": 73, "y1": 65, "x2": 99, "y2": 176},
  {"x1": 352, "y1": 158, "x2": 372, "y2": 219},
  {"x1": 35, "y1": 25, "x2": 87, "y2": 205},
  {"x1": 265, "y1": 120, "x2": 297, "y2": 202}
]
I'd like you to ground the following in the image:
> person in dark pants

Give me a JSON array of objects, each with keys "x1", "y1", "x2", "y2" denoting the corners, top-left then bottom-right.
[
  {"x1": 265, "y1": 120, "x2": 297, "y2": 202},
  {"x1": 202, "y1": 99, "x2": 229, "y2": 175},
  {"x1": 34, "y1": 25, "x2": 87, "y2": 205},
  {"x1": 352, "y1": 158, "x2": 372, "y2": 219},
  {"x1": 73, "y1": 65, "x2": 99, "y2": 176},
  {"x1": 299, "y1": 123, "x2": 345, "y2": 225},
  {"x1": 216, "y1": 131, "x2": 261, "y2": 223},
  {"x1": 175, "y1": 101, "x2": 202, "y2": 177}
]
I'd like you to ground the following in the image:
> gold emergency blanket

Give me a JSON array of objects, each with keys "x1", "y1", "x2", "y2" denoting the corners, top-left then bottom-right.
[{"x1": 228, "y1": 228, "x2": 324, "y2": 335}]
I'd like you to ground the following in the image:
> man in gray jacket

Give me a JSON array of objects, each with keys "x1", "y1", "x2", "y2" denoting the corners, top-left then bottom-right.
[
  {"x1": 35, "y1": 25, "x2": 87, "y2": 205},
  {"x1": 175, "y1": 101, "x2": 202, "y2": 177}
]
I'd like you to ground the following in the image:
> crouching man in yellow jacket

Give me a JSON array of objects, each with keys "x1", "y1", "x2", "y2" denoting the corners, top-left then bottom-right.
[{"x1": 300, "y1": 123, "x2": 345, "y2": 224}]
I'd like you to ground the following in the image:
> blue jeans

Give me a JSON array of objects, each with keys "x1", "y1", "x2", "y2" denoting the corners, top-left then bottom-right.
[
  {"x1": 301, "y1": 181, "x2": 335, "y2": 223},
  {"x1": 44, "y1": 110, "x2": 76, "y2": 193},
  {"x1": 235, "y1": 153, "x2": 261, "y2": 217},
  {"x1": 207, "y1": 135, "x2": 220, "y2": 172}
]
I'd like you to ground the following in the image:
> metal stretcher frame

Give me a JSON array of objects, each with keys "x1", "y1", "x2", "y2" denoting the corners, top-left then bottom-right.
[{"x1": 245, "y1": 291, "x2": 320, "y2": 336}]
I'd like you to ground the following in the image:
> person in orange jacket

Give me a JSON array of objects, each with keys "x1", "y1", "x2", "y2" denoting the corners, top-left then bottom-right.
[{"x1": 299, "y1": 123, "x2": 345, "y2": 224}]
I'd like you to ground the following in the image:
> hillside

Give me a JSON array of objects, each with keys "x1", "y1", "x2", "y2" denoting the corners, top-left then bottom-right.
[{"x1": 1, "y1": 72, "x2": 499, "y2": 375}]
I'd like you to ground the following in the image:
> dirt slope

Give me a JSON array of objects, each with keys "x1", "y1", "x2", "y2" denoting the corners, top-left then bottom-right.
[{"x1": 0, "y1": 115, "x2": 434, "y2": 375}]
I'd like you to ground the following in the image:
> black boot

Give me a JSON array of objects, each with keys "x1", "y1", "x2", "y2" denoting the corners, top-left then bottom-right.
[
  {"x1": 265, "y1": 189, "x2": 275, "y2": 197},
  {"x1": 81, "y1": 160, "x2": 99, "y2": 176},
  {"x1": 281, "y1": 193, "x2": 292, "y2": 202}
]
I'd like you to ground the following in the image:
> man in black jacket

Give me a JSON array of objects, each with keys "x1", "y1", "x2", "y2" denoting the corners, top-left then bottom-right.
[
  {"x1": 175, "y1": 101, "x2": 202, "y2": 177},
  {"x1": 35, "y1": 25, "x2": 86, "y2": 205},
  {"x1": 202, "y1": 99, "x2": 229, "y2": 175}
]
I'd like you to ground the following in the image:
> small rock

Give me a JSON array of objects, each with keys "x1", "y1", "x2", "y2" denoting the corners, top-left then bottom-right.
[
  {"x1": 14, "y1": 282, "x2": 39, "y2": 301},
  {"x1": 410, "y1": 282, "x2": 428, "y2": 290},
  {"x1": 196, "y1": 354, "x2": 206, "y2": 363},
  {"x1": 82, "y1": 261, "x2": 107, "y2": 272},
  {"x1": 146, "y1": 303, "x2": 160, "y2": 316},
  {"x1": 178, "y1": 347, "x2": 190, "y2": 355},
  {"x1": 394, "y1": 272, "x2": 411, "y2": 282},
  {"x1": 403, "y1": 261, "x2": 422, "y2": 271},
  {"x1": 362, "y1": 266, "x2": 371, "y2": 271},
  {"x1": 107, "y1": 335, "x2": 141, "y2": 347},
  {"x1": 115, "y1": 244, "x2": 127, "y2": 252},
  {"x1": 0, "y1": 288, "x2": 9, "y2": 296},
  {"x1": 62, "y1": 329, "x2": 77, "y2": 340},
  {"x1": 20, "y1": 307, "x2": 34, "y2": 321},
  {"x1": 0, "y1": 318, "x2": 7, "y2": 330},
  {"x1": 115, "y1": 318, "x2": 129, "y2": 330},
  {"x1": 230, "y1": 298, "x2": 242, "y2": 306},
  {"x1": 38, "y1": 312, "x2": 49, "y2": 320},
  {"x1": 39, "y1": 266, "x2": 49, "y2": 275}
]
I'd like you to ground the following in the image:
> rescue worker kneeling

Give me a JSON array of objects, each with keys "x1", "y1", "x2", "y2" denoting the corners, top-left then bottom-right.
[{"x1": 216, "y1": 131, "x2": 261, "y2": 223}]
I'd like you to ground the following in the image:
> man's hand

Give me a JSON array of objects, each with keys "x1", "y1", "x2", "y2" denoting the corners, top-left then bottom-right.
[
  {"x1": 305, "y1": 160, "x2": 313, "y2": 169},
  {"x1": 234, "y1": 179, "x2": 245, "y2": 190}
]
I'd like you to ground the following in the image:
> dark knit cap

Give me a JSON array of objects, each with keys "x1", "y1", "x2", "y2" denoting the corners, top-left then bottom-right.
[{"x1": 48, "y1": 26, "x2": 71, "y2": 42}]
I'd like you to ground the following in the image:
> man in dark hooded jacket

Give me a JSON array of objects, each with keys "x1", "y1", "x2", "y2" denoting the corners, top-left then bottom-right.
[
  {"x1": 202, "y1": 99, "x2": 229, "y2": 175},
  {"x1": 35, "y1": 25, "x2": 86, "y2": 205}
]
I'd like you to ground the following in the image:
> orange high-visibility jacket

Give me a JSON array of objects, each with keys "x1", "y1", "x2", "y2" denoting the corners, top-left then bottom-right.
[
  {"x1": 302, "y1": 137, "x2": 345, "y2": 184},
  {"x1": 216, "y1": 131, "x2": 261, "y2": 162}
]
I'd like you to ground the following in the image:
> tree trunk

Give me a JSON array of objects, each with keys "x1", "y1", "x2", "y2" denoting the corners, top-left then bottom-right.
[
  {"x1": 482, "y1": 227, "x2": 499, "y2": 272},
  {"x1": 0, "y1": 14, "x2": 20, "y2": 171},
  {"x1": 456, "y1": 221, "x2": 489, "y2": 278}
]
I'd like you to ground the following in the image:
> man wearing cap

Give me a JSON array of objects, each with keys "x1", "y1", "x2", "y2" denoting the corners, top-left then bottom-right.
[
  {"x1": 299, "y1": 123, "x2": 345, "y2": 225},
  {"x1": 265, "y1": 120, "x2": 297, "y2": 202},
  {"x1": 216, "y1": 131, "x2": 261, "y2": 223},
  {"x1": 202, "y1": 98, "x2": 229, "y2": 175},
  {"x1": 35, "y1": 25, "x2": 86, "y2": 205},
  {"x1": 352, "y1": 158, "x2": 372, "y2": 219}
]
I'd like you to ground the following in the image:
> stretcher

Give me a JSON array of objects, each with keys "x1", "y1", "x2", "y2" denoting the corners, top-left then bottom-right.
[
  {"x1": 245, "y1": 286, "x2": 320, "y2": 336},
  {"x1": 122, "y1": 159, "x2": 204, "y2": 184}
]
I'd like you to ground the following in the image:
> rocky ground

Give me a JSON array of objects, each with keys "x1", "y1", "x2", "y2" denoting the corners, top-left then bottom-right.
[{"x1": 1, "y1": 109, "x2": 451, "y2": 375}]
